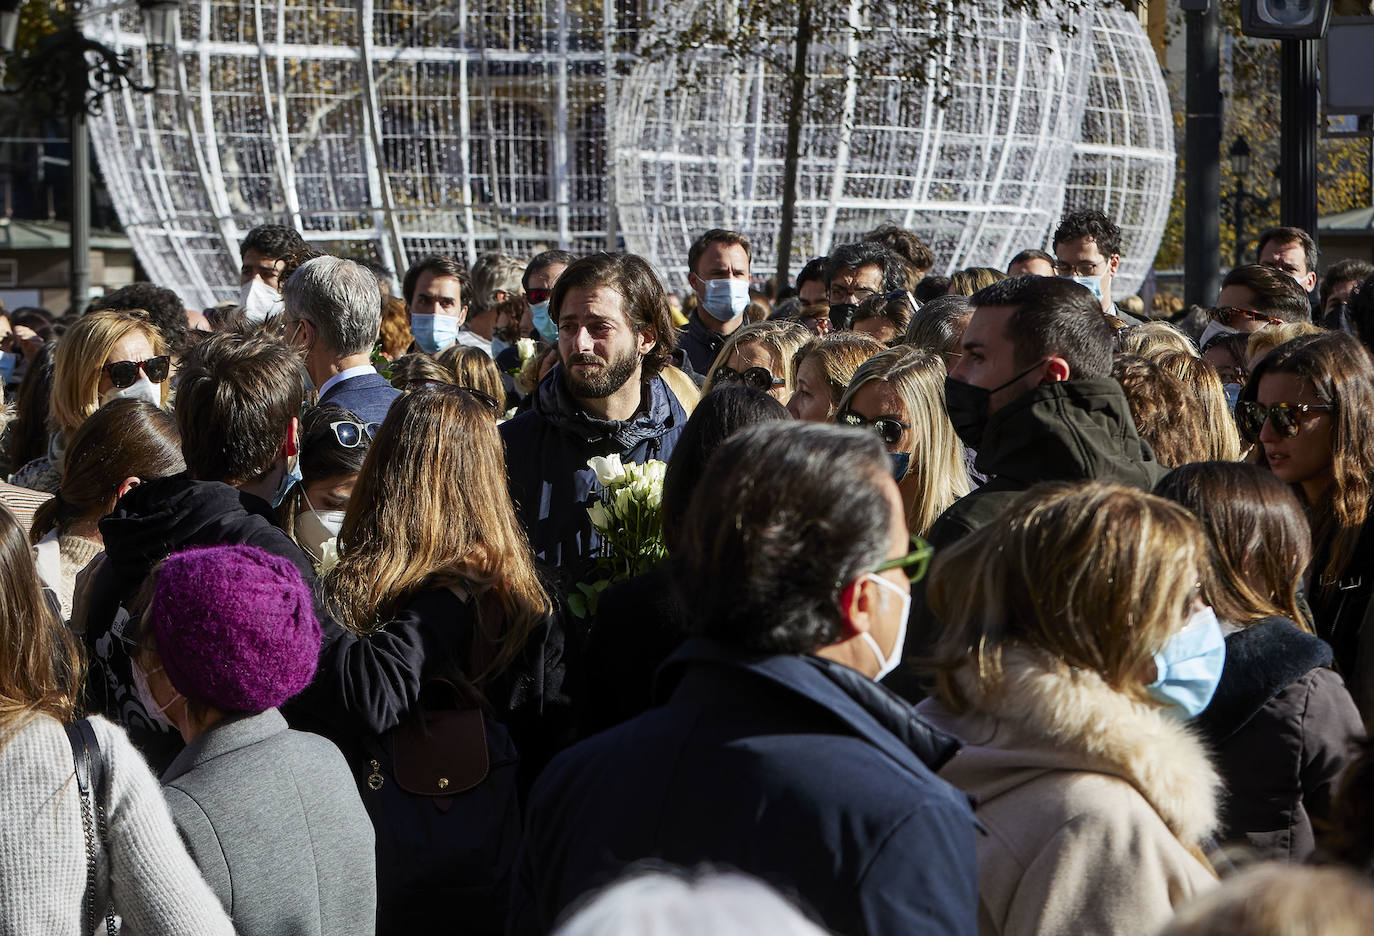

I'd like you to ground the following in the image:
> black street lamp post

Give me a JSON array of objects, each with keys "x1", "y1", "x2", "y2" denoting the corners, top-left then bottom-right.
[
  {"x1": 1228, "y1": 136, "x2": 1253, "y2": 268},
  {"x1": 0, "y1": 1, "x2": 179, "y2": 313}
]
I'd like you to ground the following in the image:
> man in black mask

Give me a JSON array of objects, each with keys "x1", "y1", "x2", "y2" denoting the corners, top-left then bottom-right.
[
  {"x1": 930, "y1": 275, "x2": 1165, "y2": 548},
  {"x1": 824, "y1": 242, "x2": 908, "y2": 331}
]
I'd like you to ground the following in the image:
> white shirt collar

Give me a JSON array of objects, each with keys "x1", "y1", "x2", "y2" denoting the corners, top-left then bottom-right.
[{"x1": 318, "y1": 363, "x2": 380, "y2": 400}]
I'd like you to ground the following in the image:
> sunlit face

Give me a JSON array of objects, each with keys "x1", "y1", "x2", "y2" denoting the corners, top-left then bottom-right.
[
  {"x1": 557, "y1": 285, "x2": 653, "y2": 400},
  {"x1": 409, "y1": 272, "x2": 467, "y2": 325},
  {"x1": 722, "y1": 341, "x2": 786, "y2": 401},
  {"x1": 98, "y1": 330, "x2": 157, "y2": 398},
  {"x1": 828, "y1": 265, "x2": 885, "y2": 307},
  {"x1": 689, "y1": 242, "x2": 750, "y2": 300},
  {"x1": 787, "y1": 354, "x2": 835, "y2": 422},
  {"x1": 1259, "y1": 239, "x2": 1316, "y2": 293},
  {"x1": 240, "y1": 248, "x2": 285, "y2": 290},
  {"x1": 1256, "y1": 371, "x2": 1334, "y2": 495},
  {"x1": 1053, "y1": 236, "x2": 1118, "y2": 306}
]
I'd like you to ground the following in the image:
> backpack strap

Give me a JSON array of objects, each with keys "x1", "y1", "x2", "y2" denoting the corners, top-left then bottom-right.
[{"x1": 65, "y1": 719, "x2": 116, "y2": 936}]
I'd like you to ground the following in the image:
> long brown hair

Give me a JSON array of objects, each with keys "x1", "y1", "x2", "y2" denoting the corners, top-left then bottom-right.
[
  {"x1": 30, "y1": 399, "x2": 185, "y2": 544},
  {"x1": 324, "y1": 387, "x2": 550, "y2": 683},
  {"x1": 1155, "y1": 462, "x2": 1312, "y2": 630},
  {"x1": 1242, "y1": 333, "x2": 1374, "y2": 589},
  {"x1": 0, "y1": 506, "x2": 83, "y2": 727},
  {"x1": 924, "y1": 482, "x2": 1205, "y2": 713}
]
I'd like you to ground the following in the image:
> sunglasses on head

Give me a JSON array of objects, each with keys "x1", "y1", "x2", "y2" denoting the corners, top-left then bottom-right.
[
  {"x1": 836, "y1": 410, "x2": 911, "y2": 446},
  {"x1": 330, "y1": 420, "x2": 381, "y2": 449},
  {"x1": 102, "y1": 356, "x2": 171, "y2": 389},
  {"x1": 1208, "y1": 306, "x2": 1282, "y2": 328},
  {"x1": 713, "y1": 365, "x2": 783, "y2": 392},
  {"x1": 1235, "y1": 401, "x2": 1335, "y2": 443},
  {"x1": 527, "y1": 288, "x2": 551, "y2": 304}
]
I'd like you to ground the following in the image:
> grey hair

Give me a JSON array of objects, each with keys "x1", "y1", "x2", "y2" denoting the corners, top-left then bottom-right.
[
  {"x1": 282, "y1": 255, "x2": 382, "y2": 357},
  {"x1": 470, "y1": 253, "x2": 527, "y2": 313},
  {"x1": 553, "y1": 870, "x2": 829, "y2": 936},
  {"x1": 904, "y1": 294, "x2": 972, "y2": 356}
]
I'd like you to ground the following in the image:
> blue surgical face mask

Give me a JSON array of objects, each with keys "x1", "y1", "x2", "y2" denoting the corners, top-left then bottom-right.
[
  {"x1": 889, "y1": 451, "x2": 911, "y2": 481},
  {"x1": 1072, "y1": 275, "x2": 1103, "y2": 301},
  {"x1": 702, "y1": 278, "x2": 751, "y2": 322},
  {"x1": 530, "y1": 301, "x2": 557, "y2": 343},
  {"x1": 410, "y1": 313, "x2": 461, "y2": 353},
  {"x1": 0, "y1": 350, "x2": 18, "y2": 384},
  {"x1": 271, "y1": 457, "x2": 302, "y2": 509},
  {"x1": 1222, "y1": 381, "x2": 1242, "y2": 411},
  {"x1": 1148, "y1": 605, "x2": 1226, "y2": 719}
]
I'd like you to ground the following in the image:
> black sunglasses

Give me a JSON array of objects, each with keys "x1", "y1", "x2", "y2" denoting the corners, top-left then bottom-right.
[
  {"x1": 1236, "y1": 401, "x2": 1335, "y2": 443},
  {"x1": 330, "y1": 420, "x2": 382, "y2": 448},
  {"x1": 1208, "y1": 306, "x2": 1281, "y2": 328},
  {"x1": 102, "y1": 355, "x2": 170, "y2": 389},
  {"x1": 836, "y1": 410, "x2": 910, "y2": 446},
  {"x1": 713, "y1": 365, "x2": 783, "y2": 392}
]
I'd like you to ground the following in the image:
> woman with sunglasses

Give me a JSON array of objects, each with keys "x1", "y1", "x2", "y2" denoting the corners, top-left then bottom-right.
[
  {"x1": 701, "y1": 320, "x2": 810, "y2": 403},
  {"x1": 834, "y1": 346, "x2": 970, "y2": 538},
  {"x1": 286, "y1": 404, "x2": 375, "y2": 571},
  {"x1": 850, "y1": 290, "x2": 917, "y2": 346},
  {"x1": 1237, "y1": 332, "x2": 1374, "y2": 716},
  {"x1": 10, "y1": 308, "x2": 169, "y2": 494},
  {"x1": 918, "y1": 482, "x2": 1222, "y2": 935},
  {"x1": 1156, "y1": 462, "x2": 1364, "y2": 861},
  {"x1": 320, "y1": 385, "x2": 563, "y2": 932}
]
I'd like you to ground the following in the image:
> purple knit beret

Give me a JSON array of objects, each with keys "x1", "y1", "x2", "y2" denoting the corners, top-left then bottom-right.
[{"x1": 146, "y1": 544, "x2": 321, "y2": 714}]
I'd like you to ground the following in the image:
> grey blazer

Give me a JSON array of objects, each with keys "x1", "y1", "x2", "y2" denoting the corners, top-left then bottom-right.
[{"x1": 161, "y1": 709, "x2": 377, "y2": 936}]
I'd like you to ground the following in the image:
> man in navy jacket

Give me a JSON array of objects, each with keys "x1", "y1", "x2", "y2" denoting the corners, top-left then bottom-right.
[
  {"x1": 500, "y1": 252, "x2": 686, "y2": 581},
  {"x1": 509, "y1": 422, "x2": 979, "y2": 936},
  {"x1": 283, "y1": 255, "x2": 399, "y2": 425}
]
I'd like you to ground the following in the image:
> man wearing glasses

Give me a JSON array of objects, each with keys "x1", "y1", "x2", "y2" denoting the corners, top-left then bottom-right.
[
  {"x1": 1051, "y1": 208, "x2": 1123, "y2": 315},
  {"x1": 824, "y1": 241, "x2": 909, "y2": 330},
  {"x1": 510, "y1": 422, "x2": 977, "y2": 936},
  {"x1": 1199, "y1": 264, "x2": 1313, "y2": 348}
]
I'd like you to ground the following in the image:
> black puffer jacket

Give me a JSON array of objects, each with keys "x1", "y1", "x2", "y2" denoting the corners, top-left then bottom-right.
[
  {"x1": 1308, "y1": 509, "x2": 1374, "y2": 717},
  {"x1": 1196, "y1": 617, "x2": 1365, "y2": 860}
]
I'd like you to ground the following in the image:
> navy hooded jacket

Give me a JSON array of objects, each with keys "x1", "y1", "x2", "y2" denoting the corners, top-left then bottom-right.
[
  {"x1": 509, "y1": 638, "x2": 980, "y2": 936},
  {"x1": 499, "y1": 365, "x2": 687, "y2": 579}
]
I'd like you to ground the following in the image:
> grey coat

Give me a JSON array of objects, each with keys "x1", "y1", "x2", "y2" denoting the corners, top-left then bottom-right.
[{"x1": 161, "y1": 708, "x2": 377, "y2": 936}]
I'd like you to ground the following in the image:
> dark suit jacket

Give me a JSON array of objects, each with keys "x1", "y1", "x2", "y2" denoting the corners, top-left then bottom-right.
[{"x1": 318, "y1": 370, "x2": 401, "y2": 425}]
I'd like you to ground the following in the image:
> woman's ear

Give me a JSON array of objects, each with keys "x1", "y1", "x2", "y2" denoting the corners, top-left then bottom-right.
[{"x1": 117, "y1": 476, "x2": 142, "y2": 501}]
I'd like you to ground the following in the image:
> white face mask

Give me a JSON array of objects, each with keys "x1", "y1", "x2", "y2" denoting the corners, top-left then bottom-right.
[
  {"x1": 240, "y1": 278, "x2": 284, "y2": 323},
  {"x1": 101, "y1": 374, "x2": 161, "y2": 408},
  {"x1": 296, "y1": 493, "x2": 346, "y2": 564},
  {"x1": 131, "y1": 655, "x2": 181, "y2": 732},
  {"x1": 1072, "y1": 274, "x2": 1104, "y2": 301},
  {"x1": 857, "y1": 572, "x2": 911, "y2": 681},
  {"x1": 1198, "y1": 320, "x2": 1239, "y2": 350}
]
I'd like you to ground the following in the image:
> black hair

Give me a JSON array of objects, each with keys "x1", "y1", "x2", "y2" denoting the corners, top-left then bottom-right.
[
  {"x1": 522, "y1": 249, "x2": 577, "y2": 292},
  {"x1": 402, "y1": 254, "x2": 472, "y2": 308},
  {"x1": 823, "y1": 242, "x2": 909, "y2": 294},
  {"x1": 675, "y1": 421, "x2": 892, "y2": 654},
  {"x1": 795, "y1": 257, "x2": 828, "y2": 293},
  {"x1": 1220, "y1": 263, "x2": 1312, "y2": 323},
  {"x1": 1321, "y1": 259, "x2": 1374, "y2": 311},
  {"x1": 1052, "y1": 209, "x2": 1123, "y2": 259},
  {"x1": 968, "y1": 274, "x2": 1114, "y2": 378},
  {"x1": 913, "y1": 275, "x2": 951, "y2": 304},
  {"x1": 299, "y1": 404, "x2": 371, "y2": 485},
  {"x1": 687, "y1": 230, "x2": 752, "y2": 278},
  {"x1": 1348, "y1": 273, "x2": 1374, "y2": 354},
  {"x1": 862, "y1": 223, "x2": 934, "y2": 276},
  {"x1": 8, "y1": 342, "x2": 56, "y2": 470},
  {"x1": 1008, "y1": 248, "x2": 1055, "y2": 269},
  {"x1": 90, "y1": 283, "x2": 190, "y2": 356},
  {"x1": 239, "y1": 224, "x2": 306, "y2": 261},
  {"x1": 660, "y1": 386, "x2": 790, "y2": 551},
  {"x1": 1256, "y1": 225, "x2": 1319, "y2": 276}
]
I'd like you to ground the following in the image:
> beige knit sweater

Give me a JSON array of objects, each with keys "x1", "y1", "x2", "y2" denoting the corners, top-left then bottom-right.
[{"x1": 0, "y1": 713, "x2": 234, "y2": 935}]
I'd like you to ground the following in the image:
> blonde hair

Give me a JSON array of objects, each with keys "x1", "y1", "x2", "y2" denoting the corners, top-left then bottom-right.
[
  {"x1": 701, "y1": 320, "x2": 811, "y2": 396},
  {"x1": 659, "y1": 365, "x2": 701, "y2": 416},
  {"x1": 791, "y1": 332, "x2": 885, "y2": 417},
  {"x1": 835, "y1": 346, "x2": 971, "y2": 536},
  {"x1": 1118, "y1": 321, "x2": 1199, "y2": 359},
  {"x1": 1246, "y1": 321, "x2": 1324, "y2": 369},
  {"x1": 435, "y1": 343, "x2": 505, "y2": 409},
  {"x1": 51, "y1": 308, "x2": 167, "y2": 437},
  {"x1": 925, "y1": 482, "x2": 1204, "y2": 713},
  {"x1": 1152, "y1": 350, "x2": 1243, "y2": 461},
  {"x1": 1159, "y1": 863, "x2": 1374, "y2": 936},
  {"x1": 325, "y1": 388, "x2": 550, "y2": 684}
]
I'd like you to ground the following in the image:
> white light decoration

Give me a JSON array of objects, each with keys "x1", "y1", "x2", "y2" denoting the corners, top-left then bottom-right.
[{"x1": 79, "y1": 0, "x2": 1174, "y2": 307}]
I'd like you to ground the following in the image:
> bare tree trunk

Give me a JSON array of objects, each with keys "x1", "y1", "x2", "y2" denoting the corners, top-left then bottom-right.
[{"x1": 775, "y1": 0, "x2": 811, "y2": 292}]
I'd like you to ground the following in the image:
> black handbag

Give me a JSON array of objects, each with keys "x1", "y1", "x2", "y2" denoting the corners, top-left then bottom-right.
[{"x1": 66, "y1": 719, "x2": 118, "y2": 936}]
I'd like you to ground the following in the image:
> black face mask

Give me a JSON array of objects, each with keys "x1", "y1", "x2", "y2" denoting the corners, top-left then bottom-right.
[
  {"x1": 829, "y1": 302, "x2": 859, "y2": 330},
  {"x1": 944, "y1": 360, "x2": 1046, "y2": 451}
]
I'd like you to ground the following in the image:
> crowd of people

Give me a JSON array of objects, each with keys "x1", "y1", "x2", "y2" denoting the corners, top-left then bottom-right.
[{"x1": 2, "y1": 208, "x2": 1374, "y2": 935}]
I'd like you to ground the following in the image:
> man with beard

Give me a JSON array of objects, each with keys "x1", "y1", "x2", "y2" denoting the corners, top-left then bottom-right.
[{"x1": 500, "y1": 252, "x2": 686, "y2": 580}]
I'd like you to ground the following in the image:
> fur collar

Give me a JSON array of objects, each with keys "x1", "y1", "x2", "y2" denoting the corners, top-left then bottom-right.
[{"x1": 961, "y1": 648, "x2": 1222, "y2": 846}]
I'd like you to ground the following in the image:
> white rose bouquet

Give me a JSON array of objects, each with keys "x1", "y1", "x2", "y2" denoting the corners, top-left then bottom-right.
[{"x1": 568, "y1": 453, "x2": 669, "y2": 618}]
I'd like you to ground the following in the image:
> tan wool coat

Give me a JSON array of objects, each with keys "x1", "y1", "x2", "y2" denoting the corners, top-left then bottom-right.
[{"x1": 917, "y1": 649, "x2": 1221, "y2": 936}]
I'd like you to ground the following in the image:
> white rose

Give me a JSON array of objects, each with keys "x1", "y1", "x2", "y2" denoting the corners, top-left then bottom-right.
[
  {"x1": 517, "y1": 337, "x2": 537, "y2": 363},
  {"x1": 587, "y1": 501, "x2": 611, "y2": 532},
  {"x1": 587, "y1": 454, "x2": 627, "y2": 486}
]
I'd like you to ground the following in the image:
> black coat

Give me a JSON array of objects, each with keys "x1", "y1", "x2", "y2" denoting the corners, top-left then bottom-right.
[
  {"x1": 510, "y1": 639, "x2": 980, "y2": 936},
  {"x1": 1308, "y1": 509, "x2": 1374, "y2": 717},
  {"x1": 1196, "y1": 617, "x2": 1365, "y2": 860}
]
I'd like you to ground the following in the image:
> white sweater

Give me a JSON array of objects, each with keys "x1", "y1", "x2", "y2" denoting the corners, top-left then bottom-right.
[{"x1": 0, "y1": 713, "x2": 234, "y2": 935}]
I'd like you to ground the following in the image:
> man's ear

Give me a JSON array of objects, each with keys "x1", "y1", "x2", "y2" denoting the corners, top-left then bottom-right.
[
  {"x1": 117, "y1": 477, "x2": 142, "y2": 501},
  {"x1": 638, "y1": 323, "x2": 658, "y2": 357},
  {"x1": 455, "y1": 303, "x2": 469, "y2": 328},
  {"x1": 687, "y1": 272, "x2": 704, "y2": 295},
  {"x1": 1107, "y1": 254, "x2": 1121, "y2": 276},
  {"x1": 837, "y1": 576, "x2": 876, "y2": 639},
  {"x1": 1043, "y1": 356, "x2": 1071, "y2": 383},
  {"x1": 284, "y1": 416, "x2": 301, "y2": 459}
]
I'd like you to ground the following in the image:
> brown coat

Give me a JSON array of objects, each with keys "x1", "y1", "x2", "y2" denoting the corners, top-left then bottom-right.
[{"x1": 917, "y1": 650, "x2": 1220, "y2": 936}]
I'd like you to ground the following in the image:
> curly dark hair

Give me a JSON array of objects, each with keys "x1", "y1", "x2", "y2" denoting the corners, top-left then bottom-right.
[
  {"x1": 1053, "y1": 208, "x2": 1123, "y2": 259},
  {"x1": 239, "y1": 224, "x2": 306, "y2": 261},
  {"x1": 90, "y1": 283, "x2": 189, "y2": 356}
]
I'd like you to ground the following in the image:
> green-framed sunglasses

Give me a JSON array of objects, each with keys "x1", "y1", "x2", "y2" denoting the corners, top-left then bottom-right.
[{"x1": 872, "y1": 535, "x2": 934, "y2": 583}]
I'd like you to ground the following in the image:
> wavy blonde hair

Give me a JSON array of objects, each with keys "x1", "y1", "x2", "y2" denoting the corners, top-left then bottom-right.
[
  {"x1": 790, "y1": 332, "x2": 884, "y2": 418},
  {"x1": 835, "y1": 346, "x2": 970, "y2": 537},
  {"x1": 701, "y1": 320, "x2": 811, "y2": 396},
  {"x1": 324, "y1": 387, "x2": 550, "y2": 684},
  {"x1": 1118, "y1": 321, "x2": 1199, "y2": 359},
  {"x1": 1152, "y1": 350, "x2": 1243, "y2": 462},
  {"x1": 51, "y1": 308, "x2": 167, "y2": 437},
  {"x1": 924, "y1": 482, "x2": 1205, "y2": 714}
]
